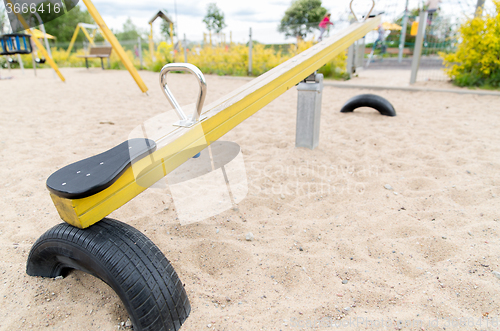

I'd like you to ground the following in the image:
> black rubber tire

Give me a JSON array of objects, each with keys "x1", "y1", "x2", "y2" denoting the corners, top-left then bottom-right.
[
  {"x1": 340, "y1": 94, "x2": 396, "y2": 116},
  {"x1": 26, "y1": 218, "x2": 190, "y2": 331}
]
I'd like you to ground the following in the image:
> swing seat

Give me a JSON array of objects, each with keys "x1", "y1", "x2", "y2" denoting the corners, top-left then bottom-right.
[
  {"x1": 47, "y1": 138, "x2": 156, "y2": 199},
  {"x1": 0, "y1": 34, "x2": 32, "y2": 56}
]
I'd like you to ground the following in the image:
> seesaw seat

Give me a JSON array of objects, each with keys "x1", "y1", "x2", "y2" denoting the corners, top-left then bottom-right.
[{"x1": 47, "y1": 138, "x2": 156, "y2": 199}]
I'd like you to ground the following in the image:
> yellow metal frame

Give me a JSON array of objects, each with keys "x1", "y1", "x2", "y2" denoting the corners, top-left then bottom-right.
[
  {"x1": 149, "y1": 23, "x2": 155, "y2": 62},
  {"x1": 81, "y1": 0, "x2": 148, "y2": 93},
  {"x1": 50, "y1": 16, "x2": 381, "y2": 229},
  {"x1": 5, "y1": 0, "x2": 65, "y2": 82},
  {"x1": 66, "y1": 24, "x2": 104, "y2": 56}
]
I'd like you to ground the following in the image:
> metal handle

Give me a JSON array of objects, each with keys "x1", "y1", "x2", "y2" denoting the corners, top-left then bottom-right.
[
  {"x1": 350, "y1": 0, "x2": 376, "y2": 22},
  {"x1": 159, "y1": 63, "x2": 207, "y2": 127}
]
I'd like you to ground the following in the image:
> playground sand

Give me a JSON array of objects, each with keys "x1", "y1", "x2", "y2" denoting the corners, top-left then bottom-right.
[{"x1": 1, "y1": 68, "x2": 499, "y2": 330}]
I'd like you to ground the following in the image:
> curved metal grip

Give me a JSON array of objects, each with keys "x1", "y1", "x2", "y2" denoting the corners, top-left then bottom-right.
[
  {"x1": 159, "y1": 63, "x2": 207, "y2": 127},
  {"x1": 350, "y1": 0, "x2": 376, "y2": 22}
]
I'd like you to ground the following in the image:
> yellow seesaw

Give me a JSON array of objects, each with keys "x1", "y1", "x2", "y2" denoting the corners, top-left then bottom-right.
[
  {"x1": 48, "y1": 16, "x2": 381, "y2": 229},
  {"x1": 26, "y1": 4, "x2": 380, "y2": 331}
]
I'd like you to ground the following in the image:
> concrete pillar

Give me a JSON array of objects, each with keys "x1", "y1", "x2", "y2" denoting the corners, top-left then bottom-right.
[
  {"x1": 295, "y1": 73, "x2": 324, "y2": 150},
  {"x1": 355, "y1": 38, "x2": 365, "y2": 68},
  {"x1": 347, "y1": 44, "x2": 354, "y2": 79}
]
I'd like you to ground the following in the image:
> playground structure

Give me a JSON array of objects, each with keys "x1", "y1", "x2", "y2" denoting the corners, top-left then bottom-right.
[
  {"x1": 2, "y1": 0, "x2": 65, "y2": 81},
  {"x1": 0, "y1": 33, "x2": 31, "y2": 79},
  {"x1": 0, "y1": 31, "x2": 64, "y2": 81},
  {"x1": 65, "y1": 22, "x2": 106, "y2": 56},
  {"x1": 2, "y1": 0, "x2": 148, "y2": 92},
  {"x1": 148, "y1": 10, "x2": 175, "y2": 62},
  {"x1": 76, "y1": 0, "x2": 148, "y2": 93},
  {"x1": 26, "y1": 1, "x2": 387, "y2": 330}
]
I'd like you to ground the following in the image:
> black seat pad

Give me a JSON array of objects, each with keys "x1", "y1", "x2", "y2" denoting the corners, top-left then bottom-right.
[{"x1": 47, "y1": 138, "x2": 156, "y2": 199}]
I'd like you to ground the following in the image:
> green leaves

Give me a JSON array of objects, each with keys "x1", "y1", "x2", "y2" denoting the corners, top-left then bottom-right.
[
  {"x1": 43, "y1": 5, "x2": 92, "y2": 42},
  {"x1": 203, "y1": 3, "x2": 226, "y2": 33},
  {"x1": 278, "y1": 0, "x2": 327, "y2": 39}
]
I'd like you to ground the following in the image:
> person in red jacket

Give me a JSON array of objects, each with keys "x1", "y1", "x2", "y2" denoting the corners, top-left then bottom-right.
[{"x1": 318, "y1": 13, "x2": 334, "y2": 41}]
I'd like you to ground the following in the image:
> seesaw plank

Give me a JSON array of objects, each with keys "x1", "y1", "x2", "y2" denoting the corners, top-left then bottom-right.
[{"x1": 51, "y1": 16, "x2": 381, "y2": 228}]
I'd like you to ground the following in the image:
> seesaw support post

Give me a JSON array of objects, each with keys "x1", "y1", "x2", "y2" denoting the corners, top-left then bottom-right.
[{"x1": 296, "y1": 73, "x2": 324, "y2": 150}]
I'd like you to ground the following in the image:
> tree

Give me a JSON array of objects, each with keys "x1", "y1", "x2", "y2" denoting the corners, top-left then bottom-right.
[
  {"x1": 160, "y1": 9, "x2": 175, "y2": 41},
  {"x1": 43, "y1": 5, "x2": 93, "y2": 43},
  {"x1": 115, "y1": 17, "x2": 141, "y2": 41},
  {"x1": 0, "y1": 6, "x2": 7, "y2": 34},
  {"x1": 278, "y1": 0, "x2": 327, "y2": 40},
  {"x1": 203, "y1": 3, "x2": 226, "y2": 34}
]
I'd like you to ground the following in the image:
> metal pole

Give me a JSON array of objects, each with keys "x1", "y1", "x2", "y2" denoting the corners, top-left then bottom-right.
[
  {"x1": 475, "y1": 0, "x2": 485, "y2": 17},
  {"x1": 138, "y1": 36, "x2": 143, "y2": 69},
  {"x1": 30, "y1": 37, "x2": 37, "y2": 77},
  {"x1": 17, "y1": 54, "x2": 24, "y2": 74},
  {"x1": 355, "y1": 38, "x2": 365, "y2": 68},
  {"x1": 347, "y1": 44, "x2": 354, "y2": 79},
  {"x1": 31, "y1": 52, "x2": 37, "y2": 76},
  {"x1": 398, "y1": 0, "x2": 409, "y2": 63},
  {"x1": 248, "y1": 27, "x2": 253, "y2": 75},
  {"x1": 39, "y1": 24, "x2": 55, "y2": 78},
  {"x1": 410, "y1": 11, "x2": 428, "y2": 85},
  {"x1": 183, "y1": 34, "x2": 188, "y2": 63},
  {"x1": 296, "y1": 73, "x2": 323, "y2": 150}
]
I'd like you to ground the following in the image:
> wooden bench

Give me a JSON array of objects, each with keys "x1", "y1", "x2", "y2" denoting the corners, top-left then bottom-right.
[{"x1": 76, "y1": 46, "x2": 112, "y2": 70}]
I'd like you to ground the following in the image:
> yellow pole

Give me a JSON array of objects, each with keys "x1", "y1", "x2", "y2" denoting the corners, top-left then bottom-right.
[
  {"x1": 66, "y1": 25, "x2": 81, "y2": 57},
  {"x1": 82, "y1": 0, "x2": 148, "y2": 93},
  {"x1": 80, "y1": 27, "x2": 96, "y2": 46},
  {"x1": 209, "y1": 31, "x2": 212, "y2": 46},
  {"x1": 149, "y1": 23, "x2": 155, "y2": 62},
  {"x1": 27, "y1": 31, "x2": 66, "y2": 82}
]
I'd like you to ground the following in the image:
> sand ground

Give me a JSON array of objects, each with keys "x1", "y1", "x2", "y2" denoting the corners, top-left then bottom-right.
[{"x1": 1, "y1": 68, "x2": 499, "y2": 330}]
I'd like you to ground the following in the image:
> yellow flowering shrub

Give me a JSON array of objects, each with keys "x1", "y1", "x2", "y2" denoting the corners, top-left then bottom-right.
[
  {"x1": 13, "y1": 38, "x2": 346, "y2": 80},
  {"x1": 442, "y1": 0, "x2": 500, "y2": 88},
  {"x1": 170, "y1": 40, "x2": 346, "y2": 79}
]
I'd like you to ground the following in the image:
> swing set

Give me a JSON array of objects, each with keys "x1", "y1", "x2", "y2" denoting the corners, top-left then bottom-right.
[
  {"x1": 65, "y1": 22, "x2": 107, "y2": 56},
  {"x1": 2, "y1": 0, "x2": 148, "y2": 93}
]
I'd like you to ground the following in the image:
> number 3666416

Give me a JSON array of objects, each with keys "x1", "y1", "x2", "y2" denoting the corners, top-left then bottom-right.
[{"x1": 5, "y1": 2, "x2": 62, "y2": 14}]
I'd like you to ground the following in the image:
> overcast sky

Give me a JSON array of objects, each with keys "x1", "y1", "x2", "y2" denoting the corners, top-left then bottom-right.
[{"x1": 87, "y1": 0, "x2": 488, "y2": 44}]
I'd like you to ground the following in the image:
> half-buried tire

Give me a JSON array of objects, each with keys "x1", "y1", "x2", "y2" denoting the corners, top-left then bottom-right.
[
  {"x1": 26, "y1": 218, "x2": 190, "y2": 331},
  {"x1": 340, "y1": 94, "x2": 396, "y2": 116}
]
